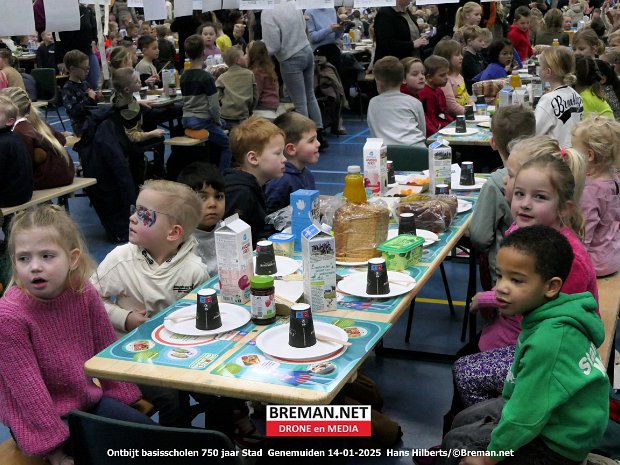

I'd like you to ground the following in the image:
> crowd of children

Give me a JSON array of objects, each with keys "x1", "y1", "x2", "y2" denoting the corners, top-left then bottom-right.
[{"x1": 2, "y1": 2, "x2": 620, "y2": 464}]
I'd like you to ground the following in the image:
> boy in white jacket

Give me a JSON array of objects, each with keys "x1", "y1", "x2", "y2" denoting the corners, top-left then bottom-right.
[{"x1": 92, "y1": 179, "x2": 208, "y2": 427}]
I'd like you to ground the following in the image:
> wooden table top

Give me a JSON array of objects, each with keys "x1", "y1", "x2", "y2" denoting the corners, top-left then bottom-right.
[{"x1": 85, "y1": 194, "x2": 477, "y2": 404}]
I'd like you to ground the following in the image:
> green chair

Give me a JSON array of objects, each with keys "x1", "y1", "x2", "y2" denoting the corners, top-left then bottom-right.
[
  {"x1": 386, "y1": 145, "x2": 457, "y2": 343},
  {"x1": 386, "y1": 144, "x2": 429, "y2": 172},
  {"x1": 30, "y1": 68, "x2": 66, "y2": 130},
  {"x1": 68, "y1": 410, "x2": 241, "y2": 465}
]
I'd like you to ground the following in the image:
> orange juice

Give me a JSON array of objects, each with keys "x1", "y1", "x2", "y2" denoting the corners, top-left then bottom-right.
[
  {"x1": 343, "y1": 165, "x2": 367, "y2": 204},
  {"x1": 509, "y1": 72, "x2": 522, "y2": 89}
]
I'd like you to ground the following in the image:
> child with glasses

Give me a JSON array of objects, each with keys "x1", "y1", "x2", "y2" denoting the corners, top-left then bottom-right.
[
  {"x1": 61, "y1": 49, "x2": 100, "y2": 136},
  {"x1": 92, "y1": 179, "x2": 208, "y2": 427}
]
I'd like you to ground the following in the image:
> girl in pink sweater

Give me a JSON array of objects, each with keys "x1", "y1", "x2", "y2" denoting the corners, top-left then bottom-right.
[
  {"x1": 453, "y1": 136, "x2": 597, "y2": 408},
  {"x1": 0, "y1": 206, "x2": 150, "y2": 465},
  {"x1": 433, "y1": 39, "x2": 473, "y2": 116}
]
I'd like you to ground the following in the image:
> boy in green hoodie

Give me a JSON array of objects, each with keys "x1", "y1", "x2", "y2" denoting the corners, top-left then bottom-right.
[{"x1": 436, "y1": 225, "x2": 608, "y2": 465}]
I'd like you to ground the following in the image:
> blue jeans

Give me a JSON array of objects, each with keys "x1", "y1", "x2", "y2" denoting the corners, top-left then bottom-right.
[
  {"x1": 182, "y1": 116, "x2": 232, "y2": 170},
  {"x1": 88, "y1": 396, "x2": 154, "y2": 425},
  {"x1": 87, "y1": 53, "x2": 101, "y2": 90},
  {"x1": 279, "y1": 46, "x2": 323, "y2": 129}
]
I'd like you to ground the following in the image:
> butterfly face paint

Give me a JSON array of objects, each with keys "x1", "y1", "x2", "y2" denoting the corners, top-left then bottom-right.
[{"x1": 130, "y1": 205, "x2": 158, "y2": 227}]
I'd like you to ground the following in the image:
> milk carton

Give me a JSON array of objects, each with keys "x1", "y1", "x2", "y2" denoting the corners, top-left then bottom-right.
[
  {"x1": 498, "y1": 86, "x2": 514, "y2": 107},
  {"x1": 428, "y1": 138, "x2": 452, "y2": 193},
  {"x1": 301, "y1": 223, "x2": 337, "y2": 312},
  {"x1": 214, "y1": 214, "x2": 253, "y2": 304},
  {"x1": 291, "y1": 189, "x2": 320, "y2": 252},
  {"x1": 363, "y1": 138, "x2": 388, "y2": 196}
]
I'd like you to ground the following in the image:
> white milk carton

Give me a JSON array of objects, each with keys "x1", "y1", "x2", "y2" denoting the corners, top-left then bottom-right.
[
  {"x1": 363, "y1": 138, "x2": 388, "y2": 196},
  {"x1": 214, "y1": 214, "x2": 253, "y2": 304},
  {"x1": 301, "y1": 223, "x2": 337, "y2": 312},
  {"x1": 428, "y1": 138, "x2": 452, "y2": 193}
]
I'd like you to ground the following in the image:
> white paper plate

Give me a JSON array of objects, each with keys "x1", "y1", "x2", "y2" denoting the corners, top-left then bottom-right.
[
  {"x1": 452, "y1": 177, "x2": 487, "y2": 191},
  {"x1": 438, "y1": 127, "x2": 479, "y2": 136},
  {"x1": 458, "y1": 199, "x2": 473, "y2": 213},
  {"x1": 256, "y1": 322, "x2": 348, "y2": 360},
  {"x1": 337, "y1": 271, "x2": 416, "y2": 298},
  {"x1": 163, "y1": 303, "x2": 250, "y2": 336},
  {"x1": 336, "y1": 259, "x2": 368, "y2": 267},
  {"x1": 473, "y1": 115, "x2": 491, "y2": 122},
  {"x1": 252, "y1": 255, "x2": 300, "y2": 277},
  {"x1": 387, "y1": 228, "x2": 439, "y2": 247},
  {"x1": 477, "y1": 121, "x2": 491, "y2": 129}
]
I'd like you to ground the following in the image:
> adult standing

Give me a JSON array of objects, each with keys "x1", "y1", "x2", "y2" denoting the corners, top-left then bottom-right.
[
  {"x1": 373, "y1": 0, "x2": 428, "y2": 63},
  {"x1": 262, "y1": 0, "x2": 326, "y2": 144},
  {"x1": 306, "y1": 8, "x2": 343, "y2": 73}
]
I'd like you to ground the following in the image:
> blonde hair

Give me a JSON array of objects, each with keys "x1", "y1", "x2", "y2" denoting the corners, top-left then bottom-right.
[
  {"x1": 572, "y1": 115, "x2": 620, "y2": 174},
  {"x1": 454, "y1": 2, "x2": 481, "y2": 30},
  {"x1": 401, "y1": 57, "x2": 423, "y2": 75},
  {"x1": 572, "y1": 27, "x2": 605, "y2": 55},
  {"x1": 540, "y1": 46, "x2": 577, "y2": 86},
  {"x1": 511, "y1": 135, "x2": 586, "y2": 236},
  {"x1": 108, "y1": 46, "x2": 133, "y2": 73},
  {"x1": 7, "y1": 205, "x2": 95, "y2": 293},
  {"x1": 112, "y1": 67, "x2": 137, "y2": 93},
  {"x1": 434, "y1": 39, "x2": 462, "y2": 73},
  {"x1": 0, "y1": 87, "x2": 71, "y2": 166},
  {"x1": 139, "y1": 180, "x2": 204, "y2": 241},
  {"x1": 608, "y1": 29, "x2": 620, "y2": 47},
  {"x1": 223, "y1": 45, "x2": 243, "y2": 67}
]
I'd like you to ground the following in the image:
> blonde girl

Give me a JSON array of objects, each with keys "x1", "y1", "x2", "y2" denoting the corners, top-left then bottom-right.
[
  {"x1": 535, "y1": 46, "x2": 583, "y2": 147},
  {"x1": 247, "y1": 40, "x2": 280, "y2": 116},
  {"x1": 572, "y1": 26, "x2": 605, "y2": 56},
  {"x1": 400, "y1": 57, "x2": 425, "y2": 97},
  {"x1": 433, "y1": 39, "x2": 472, "y2": 116},
  {"x1": 455, "y1": 136, "x2": 596, "y2": 408},
  {"x1": 454, "y1": 2, "x2": 482, "y2": 31},
  {"x1": 572, "y1": 116, "x2": 620, "y2": 276},
  {"x1": 0, "y1": 206, "x2": 150, "y2": 465},
  {"x1": 0, "y1": 87, "x2": 75, "y2": 190}
]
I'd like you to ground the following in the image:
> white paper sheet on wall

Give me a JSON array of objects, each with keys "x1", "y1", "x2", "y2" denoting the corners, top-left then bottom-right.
[
  {"x1": 45, "y1": 0, "x2": 81, "y2": 32},
  {"x1": 175, "y1": 0, "x2": 194, "y2": 17},
  {"x1": 295, "y1": 0, "x2": 334, "y2": 9},
  {"x1": 222, "y1": 0, "x2": 241, "y2": 8},
  {"x1": 333, "y1": 0, "x2": 354, "y2": 6},
  {"x1": 239, "y1": 0, "x2": 273, "y2": 8},
  {"x1": 128, "y1": 0, "x2": 144, "y2": 6},
  {"x1": 415, "y1": 0, "x2": 458, "y2": 4},
  {"x1": 144, "y1": 0, "x2": 167, "y2": 20},
  {"x1": 203, "y1": 0, "x2": 221, "y2": 10},
  {"x1": 0, "y1": 0, "x2": 36, "y2": 36},
  {"x1": 355, "y1": 0, "x2": 395, "y2": 7}
]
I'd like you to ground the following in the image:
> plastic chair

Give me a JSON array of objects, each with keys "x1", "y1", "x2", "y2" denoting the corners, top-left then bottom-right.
[
  {"x1": 68, "y1": 410, "x2": 241, "y2": 465},
  {"x1": 386, "y1": 145, "x2": 457, "y2": 342},
  {"x1": 30, "y1": 68, "x2": 65, "y2": 130}
]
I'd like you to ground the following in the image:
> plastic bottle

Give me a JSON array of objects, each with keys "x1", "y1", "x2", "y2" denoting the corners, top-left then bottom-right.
[
  {"x1": 342, "y1": 33, "x2": 351, "y2": 50},
  {"x1": 509, "y1": 71, "x2": 522, "y2": 89},
  {"x1": 552, "y1": 38, "x2": 560, "y2": 46},
  {"x1": 183, "y1": 58, "x2": 191, "y2": 71},
  {"x1": 343, "y1": 165, "x2": 367, "y2": 204}
]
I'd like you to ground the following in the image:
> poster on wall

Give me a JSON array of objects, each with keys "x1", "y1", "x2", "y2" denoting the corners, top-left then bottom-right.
[
  {"x1": 295, "y1": 0, "x2": 334, "y2": 9},
  {"x1": 203, "y1": 0, "x2": 222, "y2": 10},
  {"x1": 144, "y1": 0, "x2": 167, "y2": 20},
  {"x1": 175, "y1": 0, "x2": 194, "y2": 16},
  {"x1": 127, "y1": 0, "x2": 145, "y2": 6},
  {"x1": 44, "y1": 0, "x2": 81, "y2": 31},
  {"x1": 0, "y1": 0, "x2": 36, "y2": 36},
  {"x1": 239, "y1": 0, "x2": 274, "y2": 8}
]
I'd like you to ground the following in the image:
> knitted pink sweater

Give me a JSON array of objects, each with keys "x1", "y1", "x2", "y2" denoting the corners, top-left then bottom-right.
[
  {"x1": 0, "y1": 283, "x2": 140, "y2": 455},
  {"x1": 478, "y1": 224, "x2": 599, "y2": 352}
]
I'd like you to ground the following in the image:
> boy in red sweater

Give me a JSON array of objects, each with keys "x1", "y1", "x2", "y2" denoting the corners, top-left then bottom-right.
[
  {"x1": 507, "y1": 6, "x2": 534, "y2": 63},
  {"x1": 417, "y1": 55, "x2": 454, "y2": 137}
]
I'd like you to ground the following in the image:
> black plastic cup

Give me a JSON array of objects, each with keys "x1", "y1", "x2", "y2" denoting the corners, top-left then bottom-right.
[
  {"x1": 435, "y1": 184, "x2": 450, "y2": 195},
  {"x1": 255, "y1": 240, "x2": 277, "y2": 275},
  {"x1": 464, "y1": 105, "x2": 475, "y2": 121},
  {"x1": 196, "y1": 288, "x2": 222, "y2": 330},
  {"x1": 460, "y1": 161, "x2": 475, "y2": 186},
  {"x1": 476, "y1": 95, "x2": 486, "y2": 105},
  {"x1": 289, "y1": 303, "x2": 316, "y2": 348},
  {"x1": 366, "y1": 258, "x2": 390, "y2": 295},
  {"x1": 398, "y1": 213, "x2": 416, "y2": 236},
  {"x1": 455, "y1": 115, "x2": 467, "y2": 133}
]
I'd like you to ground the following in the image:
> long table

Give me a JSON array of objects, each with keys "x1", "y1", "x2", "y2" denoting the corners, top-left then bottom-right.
[{"x1": 85, "y1": 197, "x2": 476, "y2": 405}]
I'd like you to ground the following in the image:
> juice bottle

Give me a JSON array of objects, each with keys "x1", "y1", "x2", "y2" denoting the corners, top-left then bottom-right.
[
  {"x1": 343, "y1": 165, "x2": 367, "y2": 204},
  {"x1": 509, "y1": 71, "x2": 522, "y2": 89},
  {"x1": 552, "y1": 38, "x2": 560, "y2": 46},
  {"x1": 183, "y1": 58, "x2": 191, "y2": 71}
]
